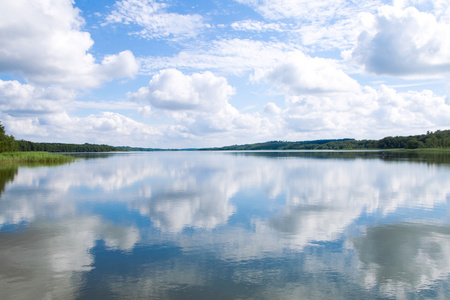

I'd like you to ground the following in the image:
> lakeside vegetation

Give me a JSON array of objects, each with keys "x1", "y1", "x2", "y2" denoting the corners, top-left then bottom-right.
[
  {"x1": 0, "y1": 122, "x2": 75, "y2": 164},
  {"x1": 200, "y1": 130, "x2": 450, "y2": 151},
  {"x1": 0, "y1": 152, "x2": 75, "y2": 165}
]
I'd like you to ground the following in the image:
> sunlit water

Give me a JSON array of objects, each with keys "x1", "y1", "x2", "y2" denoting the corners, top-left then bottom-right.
[{"x1": 1, "y1": 151, "x2": 450, "y2": 299}]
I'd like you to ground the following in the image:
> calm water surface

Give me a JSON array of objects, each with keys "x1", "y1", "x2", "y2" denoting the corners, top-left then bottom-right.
[{"x1": 1, "y1": 151, "x2": 450, "y2": 299}]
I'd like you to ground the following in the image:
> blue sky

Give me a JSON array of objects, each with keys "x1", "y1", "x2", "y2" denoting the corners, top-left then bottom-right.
[{"x1": 1, "y1": 0, "x2": 450, "y2": 148}]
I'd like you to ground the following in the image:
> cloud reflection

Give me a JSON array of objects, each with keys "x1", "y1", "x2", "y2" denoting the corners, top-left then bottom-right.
[
  {"x1": 0, "y1": 216, "x2": 139, "y2": 300},
  {"x1": 0, "y1": 152, "x2": 449, "y2": 298},
  {"x1": 351, "y1": 223, "x2": 450, "y2": 297}
]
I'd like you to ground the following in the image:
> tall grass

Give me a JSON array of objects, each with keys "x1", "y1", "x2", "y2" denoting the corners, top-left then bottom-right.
[{"x1": 0, "y1": 152, "x2": 75, "y2": 165}]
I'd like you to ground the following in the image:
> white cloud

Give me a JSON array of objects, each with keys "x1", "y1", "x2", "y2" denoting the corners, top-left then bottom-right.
[
  {"x1": 0, "y1": 80, "x2": 74, "y2": 114},
  {"x1": 0, "y1": 79, "x2": 161, "y2": 145},
  {"x1": 130, "y1": 69, "x2": 235, "y2": 112},
  {"x1": 141, "y1": 39, "x2": 304, "y2": 75},
  {"x1": 400, "y1": 0, "x2": 450, "y2": 22},
  {"x1": 132, "y1": 60, "x2": 450, "y2": 145},
  {"x1": 235, "y1": 0, "x2": 347, "y2": 21},
  {"x1": 263, "y1": 102, "x2": 282, "y2": 114},
  {"x1": 186, "y1": 104, "x2": 271, "y2": 135},
  {"x1": 72, "y1": 112, "x2": 162, "y2": 146},
  {"x1": 252, "y1": 51, "x2": 450, "y2": 138},
  {"x1": 234, "y1": 1, "x2": 450, "y2": 53},
  {"x1": 235, "y1": 0, "x2": 385, "y2": 26},
  {"x1": 231, "y1": 20, "x2": 284, "y2": 32},
  {"x1": 348, "y1": 5, "x2": 450, "y2": 77},
  {"x1": 97, "y1": 50, "x2": 140, "y2": 81},
  {"x1": 370, "y1": 85, "x2": 450, "y2": 128},
  {"x1": 128, "y1": 69, "x2": 282, "y2": 145},
  {"x1": 278, "y1": 85, "x2": 450, "y2": 137},
  {"x1": 0, "y1": 79, "x2": 74, "y2": 137},
  {"x1": 105, "y1": 0, "x2": 207, "y2": 40},
  {"x1": 259, "y1": 52, "x2": 361, "y2": 95},
  {"x1": 5, "y1": 110, "x2": 162, "y2": 146},
  {"x1": 0, "y1": 0, "x2": 139, "y2": 88},
  {"x1": 137, "y1": 105, "x2": 152, "y2": 118}
]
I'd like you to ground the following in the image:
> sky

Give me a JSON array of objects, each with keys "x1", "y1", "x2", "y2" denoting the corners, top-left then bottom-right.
[{"x1": 0, "y1": 0, "x2": 450, "y2": 148}]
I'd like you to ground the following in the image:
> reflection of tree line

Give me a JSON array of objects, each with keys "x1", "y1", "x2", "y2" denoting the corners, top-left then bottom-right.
[
  {"x1": 0, "y1": 157, "x2": 89, "y2": 198},
  {"x1": 381, "y1": 151, "x2": 450, "y2": 165},
  {"x1": 68, "y1": 152, "x2": 115, "y2": 159},
  {"x1": 232, "y1": 150, "x2": 450, "y2": 164},
  {"x1": 0, "y1": 166, "x2": 18, "y2": 197}
]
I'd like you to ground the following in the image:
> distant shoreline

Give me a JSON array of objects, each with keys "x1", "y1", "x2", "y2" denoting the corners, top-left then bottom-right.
[
  {"x1": 6, "y1": 129, "x2": 450, "y2": 153},
  {"x1": 199, "y1": 130, "x2": 450, "y2": 151}
]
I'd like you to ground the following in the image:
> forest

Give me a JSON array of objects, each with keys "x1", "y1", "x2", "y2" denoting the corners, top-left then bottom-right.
[
  {"x1": 201, "y1": 130, "x2": 450, "y2": 151},
  {"x1": 17, "y1": 140, "x2": 122, "y2": 152}
]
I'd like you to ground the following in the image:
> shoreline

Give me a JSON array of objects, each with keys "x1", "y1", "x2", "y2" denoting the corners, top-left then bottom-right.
[{"x1": 0, "y1": 152, "x2": 76, "y2": 165}]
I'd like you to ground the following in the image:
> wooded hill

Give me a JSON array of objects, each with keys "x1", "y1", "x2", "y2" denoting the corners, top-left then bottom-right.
[{"x1": 200, "y1": 130, "x2": 450, "y2": 151}]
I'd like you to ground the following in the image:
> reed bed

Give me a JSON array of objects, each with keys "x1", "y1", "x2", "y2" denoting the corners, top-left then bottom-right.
[{"x1": 0, "y1": 152, "x2": 75, "y2": 165}]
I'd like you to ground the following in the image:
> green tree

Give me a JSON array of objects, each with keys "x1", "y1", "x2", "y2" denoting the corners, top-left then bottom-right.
[
  {"x1": 425, "y1": 135, "x2": 438, "y2": 148},
  {"x1": 405, "y1": 139, "x2": 421, "y2": 149},
  {"x1": 0, "y1": 121, "x2": 19, "y2": 153}
]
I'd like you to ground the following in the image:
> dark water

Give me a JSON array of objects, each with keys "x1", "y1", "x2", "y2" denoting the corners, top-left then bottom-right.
[{"x1": 1, "y1": 151, "x2": 450, "y2": 299}]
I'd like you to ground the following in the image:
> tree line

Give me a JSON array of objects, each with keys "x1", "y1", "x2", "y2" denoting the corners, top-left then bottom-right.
[
  {"x1": 17, "y1": 141, "x2": 121, "y2": 152},
  {"x1": 201, "y1": 130, "x2": 450, "y2": 151},
  {"x1": 0, "y1": 122, "x2": 19, "y2": 152}
]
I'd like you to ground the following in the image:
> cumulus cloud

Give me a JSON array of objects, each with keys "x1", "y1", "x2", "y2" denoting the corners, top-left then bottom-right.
[
  {"x1": 188, "y1": 104, "x2": 273, "y2": 136},
  {"x1": 84, "y1": 112, "x2": 157, "y2": 135},
  {"x1": 401, "y1": 0, "x2": 450, "y2": 22},
  {"x1": 259, "y1": 52, "x2": 361, "y2": 95},
  {"x1": 130, "y1": 69, "x2": 235, "y2": 112},
  {"x1": 0, "y1": 80, "x2": 74, "y2": 113},
  {"x1": 0, "y1": 79, "x2": 160, "y2": 145},
  {"x1": 370, "y1": 85, "x2": 450, "y2": 128},
  {"x1": 127, "y1": 69, "x2": 283, "y2": 146},
  {"x1": 0, "y1": 79, "x2": 75, "y2": 137},
  {"x1": 133, "y1": 59, "x2": 450, "y2": 145},
  {"x1": 47, "y1": 111, "x2": 162, "y2": 146},
  {"x1": 4, "y1": 110, "x2": 162, "y2": 146},
  {"x1": 105, "y1": 0, "x2": 207, "y2": 40},
  {"x1": 234, "y1": 1, "x2": 450, "y2": 53},
  {"x1": 254, "y1": 51, "x2": 450, "y2": 137},
  {"x1": 349, "y1": 5, "x2": 450, "y2": 77},
  {"x1": 0, "y1": 0, "x2": 139, "y2": 88},
  {"x1": 263, "y1": 102, "x2": 282, "y2": 114},
  {"x1": 280, "y1": 85, "x2": 450, "y2": 136}
]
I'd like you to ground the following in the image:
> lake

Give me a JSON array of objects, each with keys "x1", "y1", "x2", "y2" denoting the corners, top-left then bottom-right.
[{"x1": 1, "y1": 151, "x2": 450, "y2": 299}]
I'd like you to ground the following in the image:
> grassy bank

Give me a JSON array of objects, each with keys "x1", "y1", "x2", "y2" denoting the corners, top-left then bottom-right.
[{"x1": 0, "y1": 152, "x2": 76, "y2": 165}]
